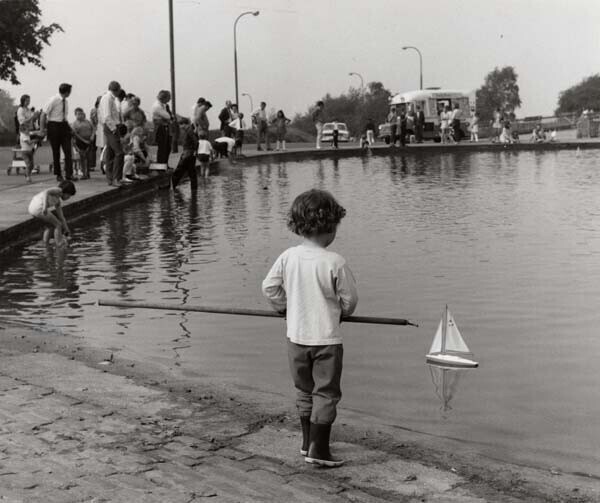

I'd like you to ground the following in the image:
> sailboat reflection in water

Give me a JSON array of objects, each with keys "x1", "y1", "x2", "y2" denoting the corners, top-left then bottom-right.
[{"x1": 428, "y1": 365, "x2": 465, "y2": 417}]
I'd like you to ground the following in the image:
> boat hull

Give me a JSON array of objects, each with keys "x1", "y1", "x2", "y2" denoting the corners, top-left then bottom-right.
[{"x1": 426, "y1": 353, "x2": 479, "y2": 368}]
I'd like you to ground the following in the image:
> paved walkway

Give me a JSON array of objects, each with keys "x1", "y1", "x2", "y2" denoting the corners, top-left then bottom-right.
[{"x1": 0, "y1": 337, "x2": 490, "y2": 503}]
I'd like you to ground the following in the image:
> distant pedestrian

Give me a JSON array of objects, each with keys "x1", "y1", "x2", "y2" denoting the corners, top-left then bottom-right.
[
  {"x1": 98, "y1": 81, "x2": 125, "y2": 186},
  {"x1": 213, "y1": 136, "x2": 236, "y2": 159},
  {"x1": 469, "y1": 111, "x2": 479, "y2": 142},
  {"x1": 492, "y1": 108, "x2": 502, "y2": 142},
  {"x1": 218, "y1": 100, "x2": 234, "y2": 137},
  {"x1": 252, "y1": 101, "x2": 270, "y2": 151},
  {"x1": 17, "y1": 94, "x2": 41, "y2": 183},
  {"x1": 89, "y1": 96, "x2": 101, "y2": 170},
  {"x1": 397, "y1": 109, "x2": 407, "y2": 147},
  {"x1": 71, "y1": 108, "x2": 95, "y2": 179},
  {"x1": 451, "y1": 103, "x2": 463, "y2": 142},
  {"x1": 41, "y1": 83, "x2": 74, "y2": 181},
  {"x1": 123, "y1": 96, "x2": 147, "y2": 128},
  {"x1": 365, "y1": 118, "x2": 375, "y2": 146},
  {"x1": 152, "y1": 90, "x2": 174, "y2": 165},
  {"x1": 229, "y1": 112, "x2": 246, "y2": 155},
  {"x1": 28, "y1": 180, "x2": 76, "y2": 247},
  {"x1": 312, "y1": 101, "x2": 325, "y2": 149},
  {"x1": 406, "y1": 107, "x2": 416, "y2": 142},
  {"x1": 272, "y1": 110, "x2": 291, "y2": 151},
  {"x1": 331, "y1": 120, "x2": 340, "y2": 149},
  {"x1": 197, "y1": 131, "x2": 214, "y2": 178},
  {"x1": 192, "y1": 98, "x2": 211, "y2": 137},
  {"x1": 387, "y1": 107, "x2": 397, "y2": 146},
  {"x1": 440, "y1": 105, "x2": 452, "y2": 144},
  {"x1": 262, "y1": 189, "x2": 358, "y2": 468},
  {"x1": 172, "y1": 122, "x2": 199, "y2": 190},
  {"x1": 415, "y1": 105, "x2": 425, "y2": 143}
]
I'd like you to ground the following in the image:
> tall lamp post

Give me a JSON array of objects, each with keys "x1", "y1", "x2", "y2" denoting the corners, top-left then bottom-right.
[
  {"x1": 234, "y1": 11, "x2": 259, "y2": 109},
  {"x1": 241, "y1": 92, "x2": 253, "y2": 115},
  {"x1": 168, "y1": 0, "x2": 176, "y2": 115},
  {"x1": 402, "y1": 46, "x2": 423, "y2": 90},
  {"x1": 348, "y1": 72, "x2": 364, "y2": 95}
]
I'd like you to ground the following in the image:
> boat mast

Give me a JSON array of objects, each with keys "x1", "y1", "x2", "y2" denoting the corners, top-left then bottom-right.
[{"x1": 441, "y1": 305, "x2": 447, "y2": 353}]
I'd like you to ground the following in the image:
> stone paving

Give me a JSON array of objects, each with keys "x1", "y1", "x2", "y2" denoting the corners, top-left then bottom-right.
[{"x1": 0, "y1": 345, "x2": 495, "y2": 503}]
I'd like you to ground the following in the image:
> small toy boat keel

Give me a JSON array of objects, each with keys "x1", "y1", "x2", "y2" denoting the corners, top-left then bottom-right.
[{"x1": 426, "y1": 306, "x2": 478, "y2": 369}]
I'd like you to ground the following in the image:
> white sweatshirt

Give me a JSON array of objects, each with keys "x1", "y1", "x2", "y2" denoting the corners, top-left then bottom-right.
[{"x1": 262, "y1": 242, "x2": 358, "y2": 345}]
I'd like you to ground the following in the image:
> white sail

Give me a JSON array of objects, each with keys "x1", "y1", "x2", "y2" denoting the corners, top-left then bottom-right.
[
  {"x1": 429, "y1": 319, "x2": 444, "y2": 354},
  {"x1": 444, "y1": 309, "x2": 471, "y2": 354}
]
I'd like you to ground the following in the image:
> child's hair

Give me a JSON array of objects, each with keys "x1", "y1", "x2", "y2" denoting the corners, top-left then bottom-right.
[
  {"x1": 287, "y1": 189, "x2": 346, "y2": 236},
  {"x1": 131, "y1": 126, "x2": 144, "y2": 137},
  {"x1": 74, "y1": 107, "x2": 84, "y2": 114},
  {"x1": 198, "y1": 131, "x2": 208, "y2": 139},
  {"x1": 59, "y1": 180, "x2": 76, "y2": 196}
]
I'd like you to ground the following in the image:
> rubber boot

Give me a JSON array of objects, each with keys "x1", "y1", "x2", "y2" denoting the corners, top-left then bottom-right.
[
  {"x1": 305, "y1": 423, "x2": 344, "y2": 467},
  {"x1": 300, "y1": 416, "x2": 310, "y2": 456}
]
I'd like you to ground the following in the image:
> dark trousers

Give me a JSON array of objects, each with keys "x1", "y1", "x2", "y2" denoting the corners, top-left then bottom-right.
[
  {"x1": 332, "y1": 130, "x2": 339, "y2": 148},
  {"x1": 155, "y1": 124, "x2": 171, "y2": 164},
  {"x1": 389, "y1": 124, "x2": 397, "y2": 145},
  {"x1": 171, "y1": 151, "x2": 197, "y2": 190},
  {"x1": 104, "y1": 125, "x2": 124, "y2": 183},
  {"x1": 287, "y1": 340, "x2": 343, "y2": 425},
  {"x1": 47, "y1": 121, "x2": 72, "y2": 178},
  {"x1": 452, "y1": 119, "x2": 463, "y2": 142},
  {"x1": 415, "y1": 123, "x2": 424, "y2": 142},
  {"x1": 256, "y1": 121, "x2": 270, "y2": 149},
  {"x1": 400, "y1": 126, "x2": 407, "y2": 147}
]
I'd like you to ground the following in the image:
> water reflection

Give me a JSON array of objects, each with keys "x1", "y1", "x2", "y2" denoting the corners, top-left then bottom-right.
[
  {"x1": 428, "y1": 365, "x2": 467, "y2": 419},
  {"x1": 2, "y1": 152, "x2": 600, "y2": 475}
]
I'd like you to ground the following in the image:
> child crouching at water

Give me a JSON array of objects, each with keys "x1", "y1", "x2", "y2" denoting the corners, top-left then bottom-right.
[
  {"x1": 262, "y1": 189, "x2": 358, "y2": 467},
  {"x1": 28, "y1": 180, "x2": 76, "y2": 246}
]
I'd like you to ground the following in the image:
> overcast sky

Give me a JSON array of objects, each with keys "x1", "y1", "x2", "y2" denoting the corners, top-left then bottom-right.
[{"x1": 5, "y1": 0, "x2": 600, "y2": 121}]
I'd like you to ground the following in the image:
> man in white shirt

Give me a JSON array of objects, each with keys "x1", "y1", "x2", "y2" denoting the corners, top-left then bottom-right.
[
  {"x1": 451, "y1": 103, "x2": 463, "y2": 142},
  {"x1": 40, "y1": 83, "x2": 73, "y2": 181},
  {"x1": 252, "y1": 101, "x2": 271, "y2": 151},
  {"x1": 98, "y1": 81, "x2": 124, "y2": 187}
]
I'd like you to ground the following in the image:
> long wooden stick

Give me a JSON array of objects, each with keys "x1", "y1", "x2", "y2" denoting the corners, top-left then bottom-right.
[{"x1": 97, "y1": 299, "x2": 418, "y2": 327}]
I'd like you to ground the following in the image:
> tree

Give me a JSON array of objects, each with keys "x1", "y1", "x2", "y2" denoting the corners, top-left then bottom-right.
[
  {"x1": 0, "y1": 89, "x2": 15, "y2": 133},
  {"x1": 0, "y1": 0, "x2": 63, "y2": 85},
  {"x1": 291, "y1": 81, "x2": 392, "y2": 137},
  {"x1": 475, "y1": 66, "x2": 521, "y2": 122},
  {"x1": 555, "y1": 74, "x2": 600, "y2": 115}
]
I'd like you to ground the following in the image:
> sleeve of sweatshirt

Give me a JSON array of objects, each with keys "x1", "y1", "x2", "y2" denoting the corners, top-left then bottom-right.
[
  {"x1": 262, "y1": 253, "x2": 287, "y2": 312},
  {"x1": 336, "y1": 262, "x2": 358, "y2": 316}
]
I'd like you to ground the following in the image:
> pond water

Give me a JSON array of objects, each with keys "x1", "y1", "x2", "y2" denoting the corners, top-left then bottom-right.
[{"x1": 1, "y1": 150, "x2": 599, "y2": 476}]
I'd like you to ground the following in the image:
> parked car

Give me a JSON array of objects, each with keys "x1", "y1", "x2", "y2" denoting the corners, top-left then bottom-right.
[{"x1": 321, "y1": 122, "x2": 350, "y2": 143}]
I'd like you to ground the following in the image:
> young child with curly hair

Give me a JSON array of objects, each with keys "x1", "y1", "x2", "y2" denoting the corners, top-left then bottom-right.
[{"x1": 262, "y1": 189, "x2": 358, "y2": 468}]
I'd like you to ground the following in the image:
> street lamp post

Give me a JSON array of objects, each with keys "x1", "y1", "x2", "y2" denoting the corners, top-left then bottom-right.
[
  {"x1": 348, "y1": 72, "x2": 364, "y2": 95},
  {"x1": 241, "y1": 92, "x2": 253, "y2": 115},
  {"x1": 402, "y1": 46, "x2": 423, "y2": 90},
  {"x1": 234, "y1": 11, "x2": 259, "y2": 109},
  {"x1": 168, "y1": 0, "x2": 176, "y2": 115}
]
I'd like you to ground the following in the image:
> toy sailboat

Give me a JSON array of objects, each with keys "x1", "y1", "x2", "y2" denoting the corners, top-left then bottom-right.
[{"x1": 426, "y1": 306, "x2": 478, "y2": 368}]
